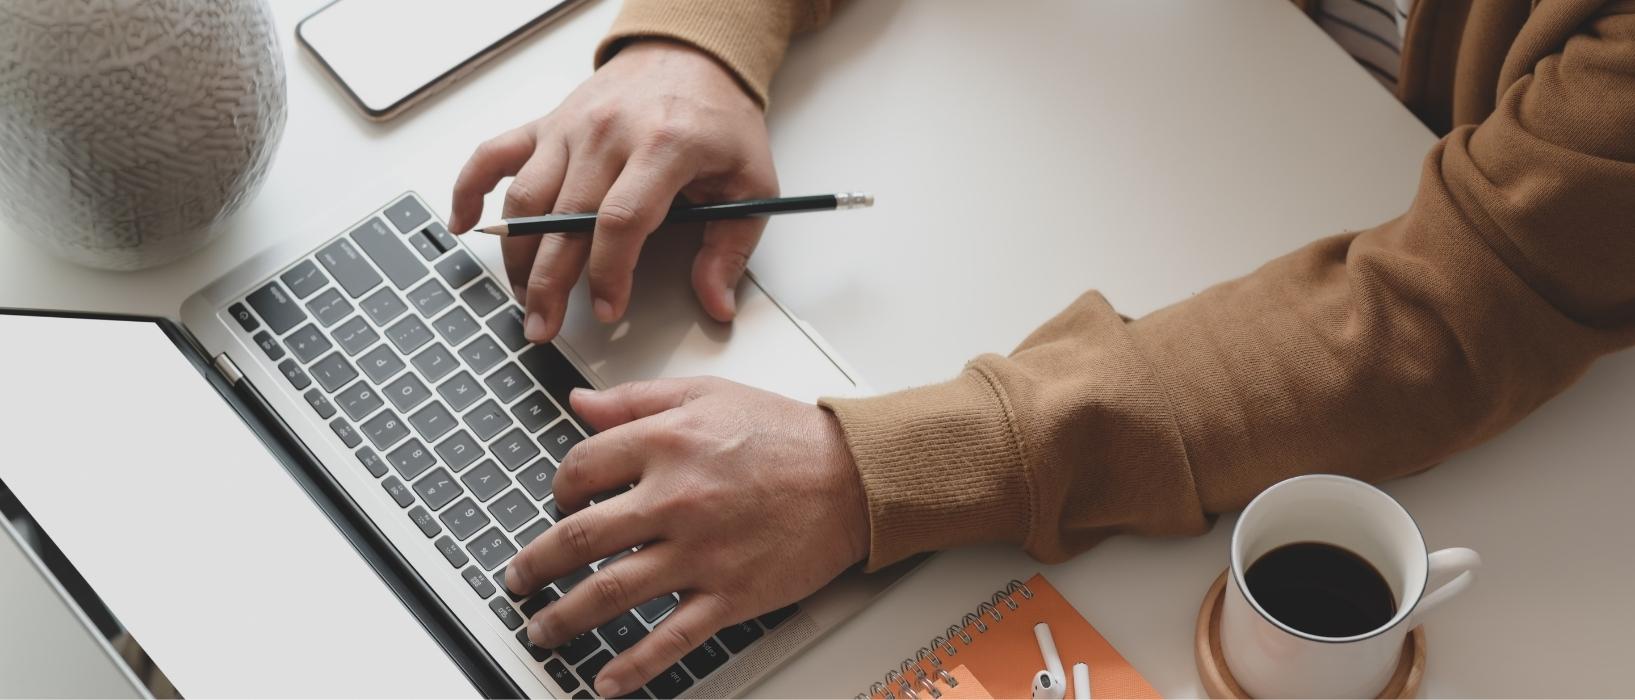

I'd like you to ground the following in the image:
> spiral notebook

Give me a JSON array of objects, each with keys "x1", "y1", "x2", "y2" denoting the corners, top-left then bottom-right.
[{"x1": 860, "y1": 574, "x2": 1159, "y2": 699}]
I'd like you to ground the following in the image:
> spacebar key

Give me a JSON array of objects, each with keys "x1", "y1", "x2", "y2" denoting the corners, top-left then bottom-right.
[{"x1": 350, "y1": 217, "x2": 427, "y2": 290}]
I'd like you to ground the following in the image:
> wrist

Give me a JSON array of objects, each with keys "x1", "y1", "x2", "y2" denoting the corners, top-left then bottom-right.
[{"x1": 604, "y1": 39, "x2": 759, "y2": 108}]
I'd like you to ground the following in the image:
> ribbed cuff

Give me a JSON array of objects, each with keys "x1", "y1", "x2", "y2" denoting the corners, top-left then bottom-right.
[
  {"x1": 820, "y1": 364, "x2": 1034, "y2": 571},
  {"x1": 595, "y1": 0, "x2": 806, "y2": 107}
]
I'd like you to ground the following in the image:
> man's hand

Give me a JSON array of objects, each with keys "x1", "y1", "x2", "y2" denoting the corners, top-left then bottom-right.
[
  {"x1": 503, "y1": 378, "x2": 869, "y2": 697},
  {"x1": 449, "y1": 41, "x2": 777, "y2": 344}
]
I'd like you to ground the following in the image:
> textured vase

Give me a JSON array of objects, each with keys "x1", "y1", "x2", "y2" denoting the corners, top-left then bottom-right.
[{"x1": 0, "y1": 0, "x2": 287, "y2": 270}]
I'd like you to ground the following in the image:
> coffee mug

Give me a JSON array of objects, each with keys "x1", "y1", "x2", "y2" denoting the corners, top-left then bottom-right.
[{"x1": 1221, "y1": 475, "x2": 1480, "y2": 698}]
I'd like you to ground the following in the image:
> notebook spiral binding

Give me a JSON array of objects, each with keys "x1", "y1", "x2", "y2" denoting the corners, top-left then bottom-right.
[{"x1": 856, "y1": 579, "x2": 1035, "y2": 700}]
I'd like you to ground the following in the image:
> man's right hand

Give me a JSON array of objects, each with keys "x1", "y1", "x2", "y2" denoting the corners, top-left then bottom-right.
[{"x1": 450, "y1": 40, "x2": 778, "y2": 344}]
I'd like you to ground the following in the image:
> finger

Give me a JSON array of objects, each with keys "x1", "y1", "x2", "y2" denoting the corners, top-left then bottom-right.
[
  {"x1": 500, "y1": 140, "x2": 568, "y2": 296},
  {"x1": 591, "y1": 592, "x2": 735, "y2": 698},
  {"x1": 585, "y1": 146, "x2": 696, "y2": 322},
  {"x1": 504, "y1": 495, "x2": 658, "y2": 598},
  {"x1": 567, "y1": 378, "x2": 715, "y2": 432},
  {"x1": 526, "y1": 545, "x2": 681, "y2": 650},
  {"x1": 691, "y1": 215, "x2": 766, "y2": 322},
  {"x1": 450, "y1": 127, "x2": 536, "y2": 233},
  {"x1": 520, "y1": 148, "x2": 623, "y2": 342},
  {"x1": 551, "y1": 421, "x2": 651, "y2": 512}
]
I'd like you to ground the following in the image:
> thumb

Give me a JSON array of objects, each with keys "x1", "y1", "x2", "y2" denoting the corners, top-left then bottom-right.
[{"x1": 568, "y1": 378, "x2": 715, "y2": 431}]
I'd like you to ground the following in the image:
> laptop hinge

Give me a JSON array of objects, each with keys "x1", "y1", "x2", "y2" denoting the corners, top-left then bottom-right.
[{"x1": 211, "y1": 353, "x2": 245, "y2": 385}]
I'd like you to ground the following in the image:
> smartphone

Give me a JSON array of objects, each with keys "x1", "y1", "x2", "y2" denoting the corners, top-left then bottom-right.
[{"x1": 297, "y1": 0, "x2": 591, "y2": 121}]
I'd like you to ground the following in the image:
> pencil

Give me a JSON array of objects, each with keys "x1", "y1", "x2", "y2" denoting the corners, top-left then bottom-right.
[{"x1": 475, "y1": 192, "x2": 873, "y2": 237}]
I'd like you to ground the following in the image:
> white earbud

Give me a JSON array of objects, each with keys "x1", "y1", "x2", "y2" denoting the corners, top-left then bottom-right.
[{"x1": 1031, "y1": 623, "x2": 1067, "y2": 700}]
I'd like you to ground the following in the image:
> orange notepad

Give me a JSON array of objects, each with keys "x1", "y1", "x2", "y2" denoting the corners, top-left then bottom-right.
[{"x1": 861, "y1": 574, "x2": 1160, "y2": 699}]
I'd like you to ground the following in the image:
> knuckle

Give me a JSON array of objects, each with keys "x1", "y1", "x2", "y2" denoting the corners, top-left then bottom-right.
[
  {"x1": 503, "y1": 181, "x2": 542, "y2": 214},
  {"x1": 582, "y1": 104, "x2": 620, "y2": 143},
  {"x1": 560, "y1": 516, "x2": 595, "y2": 561},
  {"x1": 596, "y1": 199, "x2": 643, "y2": 237},
  {"x1": 590, "y1": 568, "x2": 631, "y2": 610},
  {"x1": 658, "y1": 621, "x2": 698, "y2": 660}
]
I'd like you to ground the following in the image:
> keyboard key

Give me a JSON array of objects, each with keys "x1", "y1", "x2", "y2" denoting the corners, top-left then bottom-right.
[
  {"x1": 434, "y1": 249, "x2": 481, "y2": 289},
  {"x1": 335, "y1": 381, "x2": 384, "y2": 421},
  {"x1": 252, "y1": 331, "x2": 285, "y2": 361},
  {"x1": 440, "y1": 498, "x2": 490, "y2": 540},
  {"x1": 382, "y1": 372, "x2": 432, "y2": 412},
  {"x1": 408, "y1": 401, "x2": 457, "y2": 441},
  {"x1": 387, "y1": 438, "x2": 436, "y2": 479},
  {"x1": 408, "y1": 229, "x2": 441, "y2": 261},
  {"x1": 541, "y1": 421, "x2": 585, "y2": 463},
  {"x1": 412, "y1": 468, "x2": 463, "y2": 510},
  {"x1": 280, "y1": 260, "x2": 329, "y2": 299},
  {"x1": 462, "y1": 565, "x2": 497, "y2": 598},
  {"x1": 518, "y1": 460, "x2": 556, "y2": 500},
  {"x1": 636, "y1": 594, "x2": 678, "y2": 625},
  {"x1": 433, "y1": 307, "x2": 480, "y2": 346},
  {"x1": 425, "y1": 221, "x2": 459, "y2": 252},
  {"x1": 511, "y1": 393, "x2": 561, "y2": 433},
  {"x1": 545, "y1": 658, "x2": 580, "y2": 693},
  {"x1": 332, "y1": 316, "x2": 379, "y2": 355},
  {"x1": 461, "y1": 460, "x2": 509, "y2": 502},
  {"x1": 488, "y1": 596, "x2": 524, "y2": 630},
  {"x1": 758, "y1": 604, "x2": 798, "y2": 629},
  {"x1": 461, "y1": 279, "x2": 509, "y2": 318},
  {"x1": 308, "y1": 352, "x2": 358, "y2": 392},
  {"x1": 462, "y1": 400, "x2": 512, "y2": 441},
  {"x1": 544, "y1": 499, "x2": 567, "y2": 523},
  {"x1": 351, "y1": 216, "x2": 428, "y2": 290},
  {"x1": 555, "y1": 565, "x2": 594, "y2": 593},
  {"x1": 520, "y1": 629, "x2": 552, "y2": 663},
  {"x1": 716, "y1": 620, "x2": 763, "y2": 653},
  {"x1": 467, "y1": 528, "x2": 517, "y2": 570},
  {"x1": 382, "y1": 476, "x2": 415, "y2": 507},
  {"x1": 435, "y1": 536, "x2": 469, "y2": 568},
  {"x1": 575, "y1": 649, "x2": 615, "y2": 690},
  {"x1": 680, "y1": 638, "x2": 729, "y2": 679},
  {"x1": 486, "y1": 306, "x2": 529, "y2": 351},
  {"x1": 519, "y1": 344, "x2": 594, "y2": 421},
  {"x1": 515, "y1": 518, "x2": 551, "y2": 548},
  {"x1": 305, "y1": 288, "x2": 352, "y2": 327},
  {"x1": 411, "y1": 343, "x2": 460, "y2": 383},
  {"x1": 330, "y1": 417, "x2": 362, "y2": 447},
  {"x1": 285, "y1": 324, "x2": 332, "y2": 363},
  {"x1": 316, "y1": 238, "x2": 383, "y2": 298},
  {"x1": 459, "y1": 335, "x2": 507, "y2": 374},
  {"x1": 303, "y1": 389, "x2": 336, "y2": 418},
  {"x1": 277, "y1": 359, "x2": 311, "y2": 389},
  {"x1": 483, "y1": 363, "x2": 531, "y2": 404},
  {"x1": 356, "y1": 446, "x2": 389, "y2": 478},
  {"x1": 246, "y1": 282, "x2": 308, "y2": 334},
  {"x1": 494, "y1": 567, "x2": 527, "y2": 602},
  {"x1": 385, "y1": 315, "x2": 435, "y2": 354},
  {"x1": 436, "y1": 430, "x2": 484, "y2": 471},
  {"x1": 408, "y1": 506, "x2": 441, "y2": 538},
  {"x1": 646, "y1": 664, "x2": 694, "y2": 699},
  {"x1": 492, "y1": 428, "x2": 542, "y2": 470},
  {"x1": 519, "y1": 585, "x2": 560, "y2": 617},
  {"x1": 598, "y1": 612, "x2": 648, "y2": 653},
  {"x1": 228, "y1": 302, "x2": 259, "y2": 331},
  {"x1": 360, "y1": 287, "x2": 409, "y2": 326},
  {"x1": 557, "y1": 631, "x2": 601, "y2": 665},
  {"x1": 385, "y1": 195, "x2": 432, "y2": 233},
  {"x1": 358, "y1": 344, "x2": 407, "y2": 384},
  {"x1": 361, "y1": 410, "x2": 409, "y2": 450},
  {"x1": 437, "y1": 371, "x2": 484, "y2": 411},
  {"x1": 487, "y1": 489, "x2": 538, "y2": 532},
  {"x1": 407, "y1": 278, "x2": 455, "y2": 316}
]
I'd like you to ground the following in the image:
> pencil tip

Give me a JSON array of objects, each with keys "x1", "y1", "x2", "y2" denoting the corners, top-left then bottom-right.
[{"x1": 476, "y1": 224, "x2": 506, "y2": 236}]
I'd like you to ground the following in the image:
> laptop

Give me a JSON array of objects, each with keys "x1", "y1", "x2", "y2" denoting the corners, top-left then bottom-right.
[{"x1": 0, "y1": 193, "x2": 911, "y2": 698}]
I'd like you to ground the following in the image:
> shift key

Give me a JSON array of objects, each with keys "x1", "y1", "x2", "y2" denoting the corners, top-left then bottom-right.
[
  {"x1": 351, "y1": 217, "x2": 427, "y2": 290},
  {"x1": 317, "y1": 239, "x2": 383, "y2": 298}
]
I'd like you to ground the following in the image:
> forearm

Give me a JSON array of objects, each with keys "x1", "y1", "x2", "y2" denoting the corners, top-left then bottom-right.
[
  {"x1": 826, "y1": 3, "x2": 1635, "y2": 569},
  {"x1": 596, "y1": 0, "x2": 834, "y2": 107}
]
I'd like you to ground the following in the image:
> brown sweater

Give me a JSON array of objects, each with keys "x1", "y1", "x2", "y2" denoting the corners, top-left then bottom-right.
[{"x1": 598, "y1": 1, "x2": 1635, "y2": 569}]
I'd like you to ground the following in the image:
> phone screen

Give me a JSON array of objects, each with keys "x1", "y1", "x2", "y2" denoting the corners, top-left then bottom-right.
[{"x1": 298, "y1": 0, "x2": 581, "y2": 118}]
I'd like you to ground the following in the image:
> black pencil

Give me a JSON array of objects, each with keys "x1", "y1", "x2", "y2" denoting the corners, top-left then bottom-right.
[{"x1": 475, "y1": 192, "x2": 873, "y2": 237}]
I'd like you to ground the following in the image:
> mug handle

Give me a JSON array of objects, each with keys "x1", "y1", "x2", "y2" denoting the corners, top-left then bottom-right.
[{"x1": 1406, "y1": 547, "x2": 1481, "y2": 627}]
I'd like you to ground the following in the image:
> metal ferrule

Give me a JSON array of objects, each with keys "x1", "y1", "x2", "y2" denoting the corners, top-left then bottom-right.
[{"x1": 834, "y1": 191, "x2": 875, "y2": 209}]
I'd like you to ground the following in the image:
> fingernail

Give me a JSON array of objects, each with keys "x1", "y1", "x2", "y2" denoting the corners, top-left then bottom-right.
[
  {"x1": 524, "y1": 312, "x2": 547, "y2": 341},
  {"x1": 504, "y1": 567, "x2": 522, "y2": 594},
  {"x1": 570, "y1": 387, "x2": 596, "y2": 399},
  {"x1": 527, "y1": 617, "x2": 553, "y2": 647},
  {"x1": 595, "y1": 673, "x2": 626, "y2": 698},
  {"x1": 593, "y1": 297, "x2": 615, "y2": 323},
  {"x1": 722, "y1": 290, "x2": 738, "y2": 316}
]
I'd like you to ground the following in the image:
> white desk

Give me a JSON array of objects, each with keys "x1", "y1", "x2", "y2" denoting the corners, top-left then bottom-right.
[{"x1": 3, "y1": 0, "x2": 1631, "y2": 697}]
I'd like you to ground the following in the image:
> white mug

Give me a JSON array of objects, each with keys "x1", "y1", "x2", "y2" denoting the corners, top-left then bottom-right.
[{"x1": 1221, "y1": 475, "x2": 1480, "y2": 698}]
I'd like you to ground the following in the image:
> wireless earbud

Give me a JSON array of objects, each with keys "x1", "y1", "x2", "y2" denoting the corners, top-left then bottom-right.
[
  {"x1": 1032, "y1": 668, "x2": 1066, "y2": 700},
  {"x1": 1031, "y1": 623, "x2": 1068, "y2": 700}
]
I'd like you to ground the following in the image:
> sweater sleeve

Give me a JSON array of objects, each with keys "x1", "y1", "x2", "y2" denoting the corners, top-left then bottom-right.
[
  {"x1": 823, "y1": 1, "x2": 1635, "y2": 570},
  {"x1": 595, "y1": 0, "x2": 834, "y2": 107}
]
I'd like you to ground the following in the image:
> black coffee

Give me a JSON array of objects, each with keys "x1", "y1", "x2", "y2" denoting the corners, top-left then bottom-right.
[{"x1": 1244, "y1": 541, "x2": 1396, "y2": 638}]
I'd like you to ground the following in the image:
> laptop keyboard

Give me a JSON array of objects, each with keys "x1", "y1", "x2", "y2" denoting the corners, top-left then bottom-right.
[{"x1": 223, "y1": 195, "x2": 794, "y2": 699}]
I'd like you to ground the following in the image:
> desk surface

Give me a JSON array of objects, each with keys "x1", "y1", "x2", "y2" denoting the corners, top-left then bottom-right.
[{"x1": 3, "y1": 0, "x2": 1632, "y2": 697}]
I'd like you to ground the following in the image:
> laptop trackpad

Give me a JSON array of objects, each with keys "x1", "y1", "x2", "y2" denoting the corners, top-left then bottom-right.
[{"x1": 0, "y1": 314, "x2": 476, "y2": 697}]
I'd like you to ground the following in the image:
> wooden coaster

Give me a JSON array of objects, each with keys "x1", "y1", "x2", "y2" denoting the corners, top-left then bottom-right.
[{"x1": 1194, "y1": 570, "x2": 1425, "y2": 699}]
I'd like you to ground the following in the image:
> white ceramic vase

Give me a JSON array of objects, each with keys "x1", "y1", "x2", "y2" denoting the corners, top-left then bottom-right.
[{"x1": 0, "y1": 0, "x2": 287, "y2": 270}]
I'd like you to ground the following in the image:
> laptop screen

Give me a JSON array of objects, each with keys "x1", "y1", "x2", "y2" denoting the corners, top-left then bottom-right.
[{"x1": 0, "y1": 312, "x2": 475, "y2": 697}]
